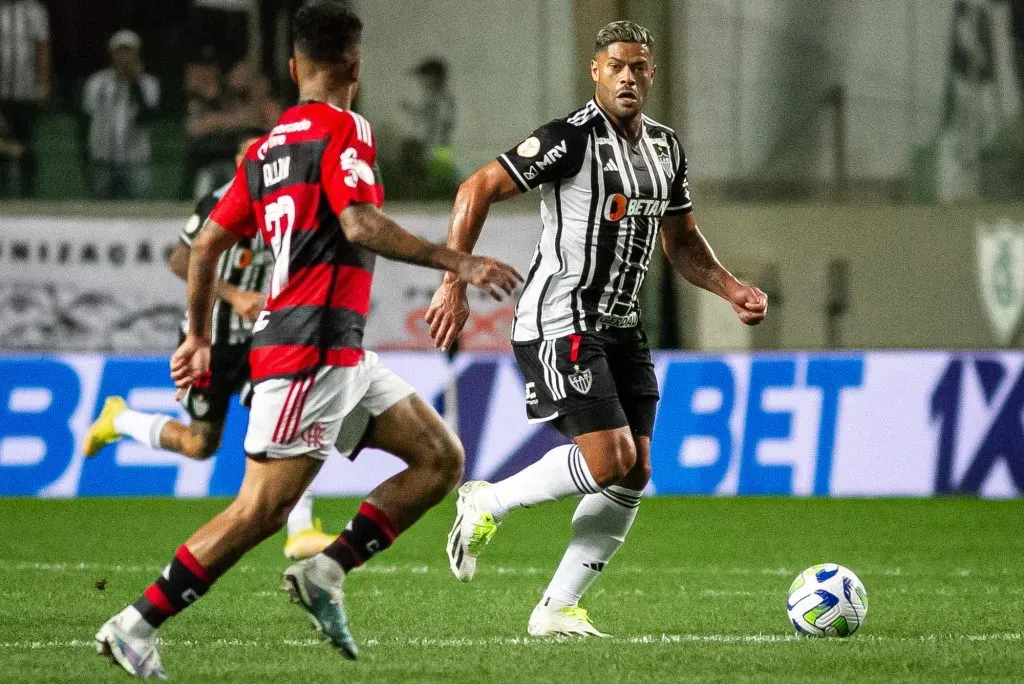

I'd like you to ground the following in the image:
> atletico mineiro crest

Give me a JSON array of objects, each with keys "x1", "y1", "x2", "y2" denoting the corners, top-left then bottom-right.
[{"x1": 568, "y1": 365, "x2": 592, "y2": 395}]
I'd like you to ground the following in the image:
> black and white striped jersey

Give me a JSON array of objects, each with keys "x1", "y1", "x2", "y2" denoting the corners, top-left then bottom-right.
[
  {"x1": 179, "y1": 181, "x2": 271, "y2": 346},
  {"x1": 497, "y1": 99, "x2": 693, "y2": 343}
]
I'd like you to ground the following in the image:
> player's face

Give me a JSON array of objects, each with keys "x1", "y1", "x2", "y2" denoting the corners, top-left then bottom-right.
[{"x1": 591, "y1": 42, "x2": 655, "y2": 120}]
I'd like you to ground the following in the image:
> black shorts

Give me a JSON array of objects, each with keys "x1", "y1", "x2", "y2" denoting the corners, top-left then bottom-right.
[
  {"x1": 179, "y1": 340, "x2": 251, "y2": 423},
  {"x1": 512, "y1": 327, "x2": 660, "y2": 438}
]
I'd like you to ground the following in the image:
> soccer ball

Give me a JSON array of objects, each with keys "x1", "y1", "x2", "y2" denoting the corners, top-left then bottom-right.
[{"x1": 786, "y1": 563, "x2": 868, "y2": 637}]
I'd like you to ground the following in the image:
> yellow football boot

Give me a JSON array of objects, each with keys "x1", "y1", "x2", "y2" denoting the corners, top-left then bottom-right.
[
  {"x1": 83, "y1": 396, "x2": 127, "y2": 457},
  {"x1": 284, "y1": 519, "x2": 338, "y2": 560}
]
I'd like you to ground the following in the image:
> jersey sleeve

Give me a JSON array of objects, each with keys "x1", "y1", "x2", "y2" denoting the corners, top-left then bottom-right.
[
  {"x1": 497, "y1": 119, "x2": 587, "y2": 192},
  {"x1": 208, "y1": 163, "x2": 258, "y2": 238},
  {"x1": 666, "y1": 136, "x2": 694, "y2": 216},
  {"x1": 180, "y1": 193, "x2": 219, "y2": 246},
  {"x1": 321, "y1": 112, "x2": 384, "y2": 215}
]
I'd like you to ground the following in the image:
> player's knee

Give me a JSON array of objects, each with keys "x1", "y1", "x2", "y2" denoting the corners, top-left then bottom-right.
[
  {"x1": 421, "y1": 426, "x2": 464, "y2": 492},
  {"x1": 181, "y1": 431, "x2": 220, "y2": 460},
  {"x1": 592, "y1": 433, "x2": 636, "y2": 487}
]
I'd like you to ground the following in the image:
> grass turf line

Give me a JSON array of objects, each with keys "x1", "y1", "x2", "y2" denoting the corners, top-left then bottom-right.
[{"x1": 0, "y1": 497, "x2": 1021, "y2": 683}]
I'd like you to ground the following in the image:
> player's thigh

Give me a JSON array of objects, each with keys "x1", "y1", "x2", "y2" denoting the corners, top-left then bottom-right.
[
  {"x1": 513, "y1": 332, "x2": 629, "y2": 439},
  {"x1": 234, "y1": 453, "x2": 322, "y2": 512},
  {"x1": 609, "y1": 328, "x2": 660, "y2": 438},
  {"x1": 365, "y1": 393, "x2": 462, "y2": 470}
]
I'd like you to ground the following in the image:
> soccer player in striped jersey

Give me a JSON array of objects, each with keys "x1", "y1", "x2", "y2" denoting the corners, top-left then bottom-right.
[
  {"x1": 83, "y1": 130, "x2": 337, "y2": 561},
  {"x1": 428, "y1": 21, "x2": 768, "y2": 636},
  {"x1": 95, "y1": 3, "x2": 521, "y2": 678}
]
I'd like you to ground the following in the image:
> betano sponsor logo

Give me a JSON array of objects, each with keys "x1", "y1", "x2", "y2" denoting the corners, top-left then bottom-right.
[{"x1": 603, "y1": 194, "x2": 669, "y2": 221}]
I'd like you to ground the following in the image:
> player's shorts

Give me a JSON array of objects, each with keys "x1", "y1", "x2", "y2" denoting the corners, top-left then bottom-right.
[
  {"x1": 180, "y1": 341, "x2": 251, "y2": 423},
  {"x1": 512, "y1": 326, "x2": 660, "y2": 438},
  {"x1": 243, "y1": 351, "x2": 415, "y2": 460}
]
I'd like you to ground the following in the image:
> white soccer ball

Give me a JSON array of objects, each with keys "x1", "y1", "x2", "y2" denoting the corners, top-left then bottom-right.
[{"x1": 786, "y1": 563, "x2": 868, "y2": 637}]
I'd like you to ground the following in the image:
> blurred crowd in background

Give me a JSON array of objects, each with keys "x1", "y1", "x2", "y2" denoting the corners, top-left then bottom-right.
[
  {"x1": 1, "y1": 0, "x2": 1024, "y2": 204},
  {"x1": 0, "y1": 0, "x2": 457, "y2": 201}
]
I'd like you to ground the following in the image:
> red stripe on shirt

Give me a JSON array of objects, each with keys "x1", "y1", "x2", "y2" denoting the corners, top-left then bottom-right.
[
  {"x1": 268, "y1": 264, "x2": 333, "y2": 311},
  {"x1": 328, "y1": 266, "x2": 373, "y2": 316}
]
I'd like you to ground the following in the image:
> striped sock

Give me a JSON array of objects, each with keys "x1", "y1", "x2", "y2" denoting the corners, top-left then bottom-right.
[
  {"x1": 543, "y1": 485, "x2": 642, "y2": 606},
  {"x1": 321, "y1": 502, "x2": 398, "y2": 573},
  {"x1": 487, "y1": 445, "x2": 600, "y2": 520},
  {"x1": 132, "y1": 545, "x2": 218, "y2": 628}
]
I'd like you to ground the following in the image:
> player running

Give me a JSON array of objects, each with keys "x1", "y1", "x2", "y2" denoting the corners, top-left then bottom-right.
[
  {"x1": 95, "y1": 3, "x2": 521, "y2": 678},
  {"x1": 428, "y1": 21, "x2": 767, "y2": 637},
  {"x1": 83, "y1": 130, "x2": 338, "y2": 561}
]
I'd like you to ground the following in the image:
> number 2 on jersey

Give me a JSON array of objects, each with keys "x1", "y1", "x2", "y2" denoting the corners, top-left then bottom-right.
[{"x1": 264, "y1": 194, "x2": 296, "y2": 298}]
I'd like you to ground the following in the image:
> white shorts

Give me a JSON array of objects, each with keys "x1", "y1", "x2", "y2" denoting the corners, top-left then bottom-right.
[{"x1": 243, "y1": 351, "x2": 415, "y2": 460}]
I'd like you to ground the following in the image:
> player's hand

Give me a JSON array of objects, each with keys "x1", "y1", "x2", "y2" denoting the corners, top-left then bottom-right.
[
  {"x1": 232, "y1": 290, "x2": 266, "y2": 323},
  {"x1": 456, "y1": 255, "x2": 522, "y2": 301},
  {"x1": 425, "y1": 280, "x2": 470, "y2": 351},
  {"x1": 170, "y1": 334, "x2": 212, "y2": 398},
  {"x1": 726, "y1": 282, "x2": 768, "y2": 326}
]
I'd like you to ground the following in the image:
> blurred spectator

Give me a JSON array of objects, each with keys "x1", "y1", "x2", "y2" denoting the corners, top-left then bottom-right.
[
  {"x1": 189, "y1": 0, "x2": 256, "y2": 70},
  {"x1": 184, "y1": 53, "x2": 279, "y2": 199},
  {"x1": 0, "y1": 0, "x2": 51, "y2": 198},
  {"x1": 0, "y1": 111, "x2": 24, "y2": 197},
  {"x1": 398, "y1": 57, "x2": 458, "y2": 198},
  {"x1": 82, "y1": 30, "x2": 160, "y2": 200}
]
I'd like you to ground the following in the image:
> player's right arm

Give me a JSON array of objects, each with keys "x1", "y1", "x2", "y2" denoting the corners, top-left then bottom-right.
[
  {"x1": 322, "y1": 116, "x2": 521, "y2": 299},
  {"x1": 338, "y1": 203, "x2": 521, "y2": 301},
  {"x1": 426, "y1": 120, "x2": 586, "y2": 350},
  {"x1": 171, "y1": 213, "x2": 264, "y2": 322},
  {"x1": 171, "y1": 167, "x2": 254, "y2": 392}
]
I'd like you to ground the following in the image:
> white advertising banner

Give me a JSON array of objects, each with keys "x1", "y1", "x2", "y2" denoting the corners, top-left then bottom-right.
[
  {"x1": 1, "y1": 350, "x2": 1021, "y2": 499},
  {"x1": 0, "y1": 212, "x2": 541, "y2": 352},
  {"x1": 0, "y1": 216, "x2": 186, "y2": 351}
]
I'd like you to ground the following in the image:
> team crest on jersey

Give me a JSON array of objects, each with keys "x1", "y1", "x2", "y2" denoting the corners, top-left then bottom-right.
[
  {"x1": 568, "y1": 366, "x2": 592, "y2": 395},
  {"x1": 190, "y1": 393, "x2": 210, "y2": 418}
]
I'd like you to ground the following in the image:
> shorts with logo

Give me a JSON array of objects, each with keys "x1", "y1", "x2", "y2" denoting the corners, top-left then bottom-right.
[
  {"x1": 180, "y1": 342, "x2": 251, "y2": 423},
  {"x1": 243, "y1": 351, "x2": 415, "y2": 460},
  {"x1": 512, "y1": 326, "x2": 660, "y2": 438}
]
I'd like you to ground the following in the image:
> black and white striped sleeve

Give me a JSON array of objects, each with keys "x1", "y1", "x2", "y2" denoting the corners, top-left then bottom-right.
[
  {"x1": 179, "y1": 193, "x2": 218, "y2": 246},
  {"x1": 497, "y1": 119, "x2": 587, "y2": 192},
  {"x1": 666, "y1": 136, "x2": 694, "y2": 216}
]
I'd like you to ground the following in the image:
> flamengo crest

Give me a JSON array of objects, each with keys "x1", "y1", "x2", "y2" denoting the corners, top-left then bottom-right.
[
  {"x1": 568, "y1": 366, "x2": 592, "y2": 395},
  {"x1": 976, "y1": 220, "x2": 1024, "y2": 345}
]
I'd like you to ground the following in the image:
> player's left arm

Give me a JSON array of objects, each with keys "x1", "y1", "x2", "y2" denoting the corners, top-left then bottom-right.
[{"x1": 660, "y1": 212, "x2": 767, "y2": 326}]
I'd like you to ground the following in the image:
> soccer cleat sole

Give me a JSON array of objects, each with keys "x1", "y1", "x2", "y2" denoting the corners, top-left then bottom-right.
[{"x1": 282, "y1": 572, "x2": 358, "y2": 660}]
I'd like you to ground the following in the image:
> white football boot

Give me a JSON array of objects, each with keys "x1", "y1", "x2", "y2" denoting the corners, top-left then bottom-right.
[
  {"x1": 95, "y1": 606, "x2": 167, "y2": 679},
  {"x1": 282, "y1": 554, "x2": 358, "y2": 659},
  {"x1": 527, "y1": 601, "x2": 609, "y2": 638},
  {"x1": 447, "y1": 481, "x2": 499, "y2": 581}
]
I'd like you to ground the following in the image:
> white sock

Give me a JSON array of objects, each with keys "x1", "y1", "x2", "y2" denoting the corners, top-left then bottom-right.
[
  {"x1": 120, "y1": 604, "x2": 157, "y2": 638},
  {"x1": 542, "y1": 485, "x2": 642, "y2": 607},
  {"x1": 485, "y1": 445, "x2": 600, "y2": 520},
  {"x1": 113, "y1": 410, "x2": 171, "y2": 450},
  {"x1": 287, "y1": 488, "x2": 315, "y2": 536}
]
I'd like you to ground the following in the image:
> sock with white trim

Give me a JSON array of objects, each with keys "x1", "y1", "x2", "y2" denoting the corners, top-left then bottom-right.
[
  {"x1": 483, "y1": 444, "x2": 600, "y2": 520},
  {"x1": 286, "y1": 487, "x2": 315, "y2": 537},
  {"x1": 114, "y1": 410, "x2": 171, "y2": 450},
  {"x1": 542, "y1": 485, "x2": 642, "y2": 607}
]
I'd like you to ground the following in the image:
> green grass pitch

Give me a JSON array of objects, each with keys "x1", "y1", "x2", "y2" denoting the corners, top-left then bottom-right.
[{"x1": 1, "y1": 497, "x2": 1021, "y2": 682}]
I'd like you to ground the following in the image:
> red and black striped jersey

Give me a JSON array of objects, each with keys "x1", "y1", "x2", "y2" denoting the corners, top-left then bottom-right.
[{"x1": 209, "y1": 101, "x2": 384, "y2": 382}]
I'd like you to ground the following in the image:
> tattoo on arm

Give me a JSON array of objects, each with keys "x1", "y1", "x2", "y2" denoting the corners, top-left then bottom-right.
[
  {"x1": 662, "y1": 214, "x2": 734, "y2": 298},
  {"x1": 342, "y1": 204, "x2": 462, "y2": 273}
]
